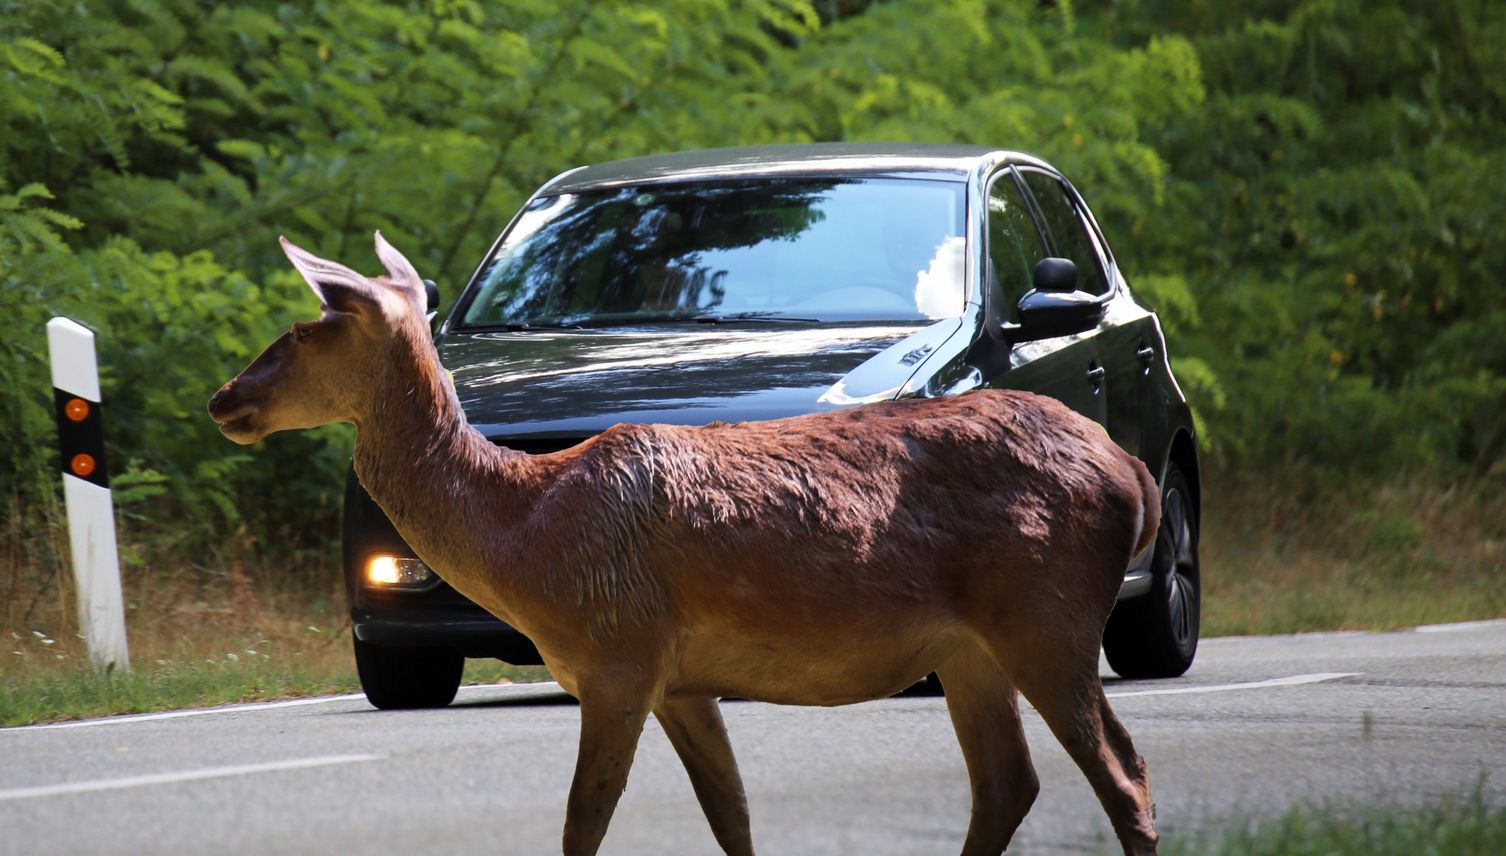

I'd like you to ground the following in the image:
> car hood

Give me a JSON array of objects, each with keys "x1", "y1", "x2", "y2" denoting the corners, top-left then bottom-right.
[{"x1": 437, "y1": 321, "x2": 961, "y2": 439}]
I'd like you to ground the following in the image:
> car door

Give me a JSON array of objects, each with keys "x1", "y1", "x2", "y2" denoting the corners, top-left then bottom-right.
[
  {"x1": 988, "y1": 167, "x2": 1105, "y2": 425},
  {"x1": 1021, "y1": 169, "x2": 1159, "y2": 459}
]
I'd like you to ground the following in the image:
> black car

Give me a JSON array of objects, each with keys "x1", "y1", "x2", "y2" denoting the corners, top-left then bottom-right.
[{"x1": 343, "y1": 143, "x2": 1202, "y2": 709}]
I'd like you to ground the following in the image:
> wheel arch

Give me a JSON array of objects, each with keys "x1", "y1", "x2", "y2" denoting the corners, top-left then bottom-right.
[{"x1": 1165, "y1": 428, "x2": 1201, "y2": 527}]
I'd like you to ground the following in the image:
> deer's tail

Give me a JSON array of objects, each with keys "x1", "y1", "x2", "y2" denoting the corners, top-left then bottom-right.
[{"x1": 1131, "y1": 458, "x2": 1161, "y2": 559}]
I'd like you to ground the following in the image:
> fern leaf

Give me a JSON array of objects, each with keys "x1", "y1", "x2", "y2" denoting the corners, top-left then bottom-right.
[
  {"x1": 216, "y1": 139, "x2": 267, "y2": 161},
  {"x1": 15, "y1": 37, "x2": 65, "y2": 67},
  {"x1": 14, "y1": 183, "x2": 55, "y2": 201},
  {"x1": 36, "y1": 208, "x2": 84, "y2": 231}
]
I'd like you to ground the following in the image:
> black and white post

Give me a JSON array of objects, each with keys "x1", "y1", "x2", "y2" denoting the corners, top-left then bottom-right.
[{"x1": 47, "y1": 317, "x2": 130, "y2": 672}]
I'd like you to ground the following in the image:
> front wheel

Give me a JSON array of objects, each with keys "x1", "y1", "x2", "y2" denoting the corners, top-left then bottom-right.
[
  {"x1": 353, "y1": 637, "x2": 464, "y2": 710},
  {"x1": 1103, "y1": 462, "x2": 1200, "y2": 679}
]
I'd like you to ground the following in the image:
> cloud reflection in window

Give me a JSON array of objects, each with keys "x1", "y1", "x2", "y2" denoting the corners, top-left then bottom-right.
[{"x1": 913, "y1": 235, "x2": 966, "y2": 320}]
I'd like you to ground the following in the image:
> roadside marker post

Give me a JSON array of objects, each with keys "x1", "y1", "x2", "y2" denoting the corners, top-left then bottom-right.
[{"x1": 46, "y1": 317, "x2": 130, "y2": 673}]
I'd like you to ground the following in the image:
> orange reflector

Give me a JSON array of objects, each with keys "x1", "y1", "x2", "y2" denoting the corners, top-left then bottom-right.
[
  {"x1": 70, "y1": 453, "x2": 96, "y2": 477},
  {"x1": 65, "y1": 398, "x2": 90, "y2": 422}
]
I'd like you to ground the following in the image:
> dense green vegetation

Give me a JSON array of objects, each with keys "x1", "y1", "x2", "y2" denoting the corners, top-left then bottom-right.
[{"x1": 3, "y1": 1, "x2": 1502, "y2": 596}]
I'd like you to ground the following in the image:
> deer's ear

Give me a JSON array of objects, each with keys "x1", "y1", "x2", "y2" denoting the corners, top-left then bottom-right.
[
  {"x1": 373, "y1": 231, "x2": 424, "y2": 301},
  {"x1": 279, "y1": 235, "x2": 381, "y2": 315}
]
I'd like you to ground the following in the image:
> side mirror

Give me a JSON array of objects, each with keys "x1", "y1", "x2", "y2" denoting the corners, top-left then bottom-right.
[
  {"x1": 1032, "y1": 257, "x2": 1079, "y2": 292},
  {"x1": 423, "y1": 278, "x2": 441, "y2": 329},
  {"x1": 1004, "y1": 258, "x2": 1103, "y2": 344}
]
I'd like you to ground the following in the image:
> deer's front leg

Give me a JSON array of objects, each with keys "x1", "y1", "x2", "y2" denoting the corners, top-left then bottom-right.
[
  {"x1": 563, "y1": 682, "x2": 654, "y2": 856},
  {"x1": 655, "y1": 696, "x2": 754, "y2": 856}
]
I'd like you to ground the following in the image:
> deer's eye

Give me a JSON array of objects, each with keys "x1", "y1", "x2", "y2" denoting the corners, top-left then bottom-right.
[{"x1": 294, "y1": 324, "x2": 313, "y2": 343}]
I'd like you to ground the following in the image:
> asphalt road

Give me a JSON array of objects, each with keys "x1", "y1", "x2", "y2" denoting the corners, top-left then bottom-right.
[{"x1": 4, "y1": 620, "x2": 1503, "y2": 855}]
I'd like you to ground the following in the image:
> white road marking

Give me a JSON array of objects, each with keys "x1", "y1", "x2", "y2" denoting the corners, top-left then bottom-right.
[
  {"x1": 1106, "y1": 672, "x2": 1358, "y2": 699},
  {"x1": 2, "y1": 682, "x2": 566, "y2": 733},
  {"x1": 1200, "y1": 630, "x2": 1370, "y2": 644},
  {"x1": 0, "y1": 670, "x2": 1369, "y2": 733},
  {"x1": 0, "y1": 754, "x2": 381, "y2": 803},
  {"x1": 1206, "y1": 618, "x2": 1506, "y2": 644},
  {"x1": 6, "y1": 693, "x2": 369, "y2": 732},
  {"x1": 1414, "y1": 619, "x2": 1506, "y2": 634}
]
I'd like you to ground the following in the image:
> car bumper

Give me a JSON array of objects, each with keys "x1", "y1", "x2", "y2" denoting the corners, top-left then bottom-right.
[{"x1": 352, "y1": 596, "x2": 543, "y2": 664}]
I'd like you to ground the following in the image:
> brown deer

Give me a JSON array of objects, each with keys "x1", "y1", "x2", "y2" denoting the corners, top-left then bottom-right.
[{"x1": 208, "y1": 233, "x2": 1161, "y2": 855}]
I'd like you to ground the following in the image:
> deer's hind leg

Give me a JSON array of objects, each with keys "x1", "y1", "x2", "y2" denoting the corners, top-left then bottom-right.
[
  {"x1": 980, "y1": 618, "x2": 1158, "y2": 856},
  {"x1": 655, "y1": 696, "x2": 754, "y2": 856},
  {"x1": 935, "y1": 641, "x2": 1040, "y2": 856}
]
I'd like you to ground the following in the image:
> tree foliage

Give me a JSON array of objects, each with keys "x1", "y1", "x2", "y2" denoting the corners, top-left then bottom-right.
[
  {"x1": 1100, "y1": 0, "x2": 1506, "y2": 472},
  {"x1": 2, "y1": 0, "x2": 1500, "y2": 567}
]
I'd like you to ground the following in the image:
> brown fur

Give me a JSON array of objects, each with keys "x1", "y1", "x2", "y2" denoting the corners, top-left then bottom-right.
[{"x1": 209, "y1": 234, "x2": 1161, "y2": 855}]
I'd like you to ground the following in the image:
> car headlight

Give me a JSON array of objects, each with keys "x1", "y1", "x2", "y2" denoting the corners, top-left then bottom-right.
[{"x1": 365, "y1": 554, "x2": 436, "y2": 588}]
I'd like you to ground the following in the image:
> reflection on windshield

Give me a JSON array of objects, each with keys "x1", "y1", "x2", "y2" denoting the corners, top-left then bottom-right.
[
  {"x1": 459, "y1": 177, "x2": 967, "y2": 327},
  {"x1": 914, "y1": 235, "x2": 966, "y2": 320}
]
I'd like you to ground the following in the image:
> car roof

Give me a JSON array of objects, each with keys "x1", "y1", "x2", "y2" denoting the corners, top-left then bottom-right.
[{"x1": 544, "y1": 142, "x2": 1011, "y2": 193}]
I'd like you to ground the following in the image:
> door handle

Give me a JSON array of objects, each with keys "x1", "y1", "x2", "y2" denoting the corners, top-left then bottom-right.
[
  {"x1": 1136, "y1": 344, "x2": 1156, "y2": 375},
  {"x1": 1086, "y1": 364, "x2": 1106, "y2": 388}
]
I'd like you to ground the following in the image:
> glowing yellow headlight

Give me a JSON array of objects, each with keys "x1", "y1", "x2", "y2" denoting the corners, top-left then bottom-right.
[{"x1": 365, "y1": 555, "x2": 435, "y2": 587}]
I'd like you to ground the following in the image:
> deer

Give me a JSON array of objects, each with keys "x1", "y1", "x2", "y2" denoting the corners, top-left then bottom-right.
[{"x1": 208, "y1": 233, "x2": 1162, "y2": 855}]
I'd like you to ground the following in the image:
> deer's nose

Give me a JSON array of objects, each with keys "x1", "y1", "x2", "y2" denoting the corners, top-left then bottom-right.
[{"x1": 207, "y1": 383, "x2": 234, "y2": 417}]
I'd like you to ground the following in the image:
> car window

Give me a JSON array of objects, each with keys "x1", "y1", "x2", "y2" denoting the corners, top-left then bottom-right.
[
  {"x1": 1019, "y1": 170, "x2": 1108, "y2": 296},
  {"x1": 986, "y1": 170, "x2": 1049, "y2": 322},
  {"x1": 458, "y1": 177, "x2": 968, "y2": 327}
]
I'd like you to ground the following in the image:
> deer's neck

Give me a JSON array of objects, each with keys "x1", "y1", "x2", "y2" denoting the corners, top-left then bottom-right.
[{"x1": 349, "y1": 323, "x2": 542, "y2": 620}]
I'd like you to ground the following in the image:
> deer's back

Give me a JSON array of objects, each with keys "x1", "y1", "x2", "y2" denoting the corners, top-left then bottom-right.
[
  {"x1": 527, "y1": 390, "x2": 1141, "y2": 629},
  {"x1": 504, "y1": 389, "x2": 1149, "y2": 700}
]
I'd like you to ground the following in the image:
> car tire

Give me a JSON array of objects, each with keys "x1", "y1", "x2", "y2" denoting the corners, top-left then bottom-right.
[
  {"x1": 353, "y1": 637, "x2": 464, "y2": 709},
  {"x1": 1102, "y1": 462, "x2": 1200, "y2": 679}
]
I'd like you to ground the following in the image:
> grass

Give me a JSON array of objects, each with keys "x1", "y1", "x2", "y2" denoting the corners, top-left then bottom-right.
[
  {"x1": 0, "y1": 642, "x2": 548, "y2": 728},
  {"x1": 1200, "y1": 469, "x2": 1505, "y2": 636},
  {"x1": 1, "y1": 639, "x2": 360, "y2": 727},
  {"x1": 0, "y1": 535, "x2": 547, "y2": 727},
  {"x1": 3, "y1": 470, "x2": 1502, "y2": 726},
  {"x1": 1161, "y1": 779, "x2": 1506, "y2": 855}
]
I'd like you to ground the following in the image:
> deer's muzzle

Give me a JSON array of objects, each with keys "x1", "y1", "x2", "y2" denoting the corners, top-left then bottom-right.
[{"x1": 207, "y1": 382, "x2": 261, "y2": 443}]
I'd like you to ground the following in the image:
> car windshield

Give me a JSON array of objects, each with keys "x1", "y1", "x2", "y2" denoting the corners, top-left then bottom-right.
[{"x1": 457, "y1": 177, "x2": 967, "y2": 328}]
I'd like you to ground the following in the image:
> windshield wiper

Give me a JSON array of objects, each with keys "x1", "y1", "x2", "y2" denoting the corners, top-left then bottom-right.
[
  {"x1": 561, "y1": 312, "x2": 820, "y2": 327},
  {"x1": 465, "y1": 320, "x2": 585, "y2": 332},
  {"x1": 462, "y1": 312, "x2": 820, "y2": 331},
  {"x1": 689, "y1": 313, "x2": 821, "y2": 324}
]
